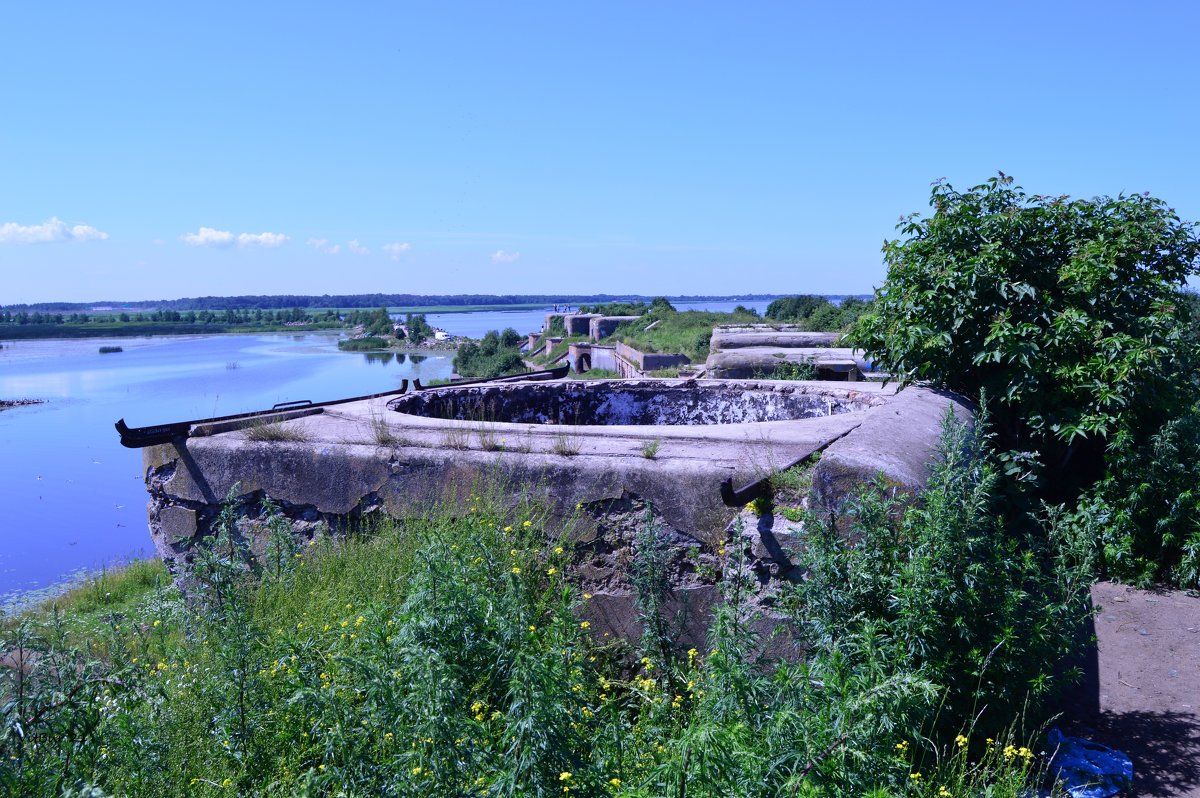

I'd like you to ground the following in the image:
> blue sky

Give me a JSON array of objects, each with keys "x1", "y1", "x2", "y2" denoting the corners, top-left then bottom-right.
[{"x1": 2, "y1": 1, "x2": 1197, "y2": 303}]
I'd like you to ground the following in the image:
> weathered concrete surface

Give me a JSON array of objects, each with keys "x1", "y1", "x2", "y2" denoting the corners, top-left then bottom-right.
[
  {"x1": 568, "y1": 343, "x2": 619, "y2": 373},
  {"x1": 563, "y1": 314, "x2": 600, "y2": 336},
  {"x1": 706, "y1": 325, "x2": 876, "y2": 381},
  {"x1": 706, "y1": 347, "x2": 872, "y2": 380},
  {"x1": 614, "y1": 341, "x2": 691, "y2": 375},
  {"x1": 813, "y1": 386, "x2": 972, "y2": 508},
  {"x1": 388, "y1": 379, "x2": 875, "y2": 426},
  {"x1": 139, "y1": 378, "x2": 969, "y2": 654},
  {"x1": 710, "y1": 326, "x2": 840, "y2": 351},
  {"x1": 590, "y1": 315, "x2": 641, "y2": 340}
]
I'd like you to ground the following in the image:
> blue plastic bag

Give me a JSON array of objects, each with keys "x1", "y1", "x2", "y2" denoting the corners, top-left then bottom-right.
[{"x1": 1046, "y1": 727, "x2": 1133, "y2": 798}]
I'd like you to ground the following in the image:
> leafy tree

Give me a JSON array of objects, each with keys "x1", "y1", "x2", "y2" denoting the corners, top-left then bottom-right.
[
  {"x1": 454, "y1": 328, "x2": 526, "y2": 379},
  {"x1": 853, "y1": 175, "x2": 1200, "y2": 499},
  {"x1": 765, "y1": 295, "x2": 831, "y2": 322},
  {"x1": 499, "y1": 327, "x2": 522, "y2": 348}
]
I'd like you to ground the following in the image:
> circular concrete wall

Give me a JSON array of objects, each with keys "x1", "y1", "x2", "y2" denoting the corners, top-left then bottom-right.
[{"x1": 387, "y1": 380, "x2": 877, "y2": 426}]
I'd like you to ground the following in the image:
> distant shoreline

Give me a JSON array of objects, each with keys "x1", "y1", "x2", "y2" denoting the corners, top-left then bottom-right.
[
  {"x1": 1, "y1": 293, "x2": 871, "y2": 314},
  {"x1": 0, "y1": 398, "x2": 46, "y2": 410}
]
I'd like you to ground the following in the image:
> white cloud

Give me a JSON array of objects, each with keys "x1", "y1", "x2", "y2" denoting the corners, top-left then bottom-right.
[
  {"x1": 181, "y1": 227, "x2": 235, "y2": 247},
  {"x1": 307, "y1": 237, "x2": 341, "y2": 255},
  {"x1": 491, "y1": 249, "x2": 520, "y2": 264},
  {"x1": 348, "y1": 239, "x2": 370, "y2": 256},
  {"x1": 383, "y1": 242, "x2": 411, "y2": 261},
  {"x1": 0, "y1": 217, "x2": 109, "y2": 244},
  {"x1": 237, "y1": 231, "x2": 289, "y2": 248},
  {"x1": 70, "y1": 224, "x2": 108, "y2": 242}
]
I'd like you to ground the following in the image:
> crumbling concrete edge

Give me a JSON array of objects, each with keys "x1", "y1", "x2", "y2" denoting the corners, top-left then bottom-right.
[{"x1": 812, "y1": 384, "x2": 973, "y2": 511}]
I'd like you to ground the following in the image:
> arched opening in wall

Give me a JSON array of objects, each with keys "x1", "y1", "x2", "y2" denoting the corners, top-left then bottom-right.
[{"x1": 576, "y1": 353, "x2": 592, "y2": 373}]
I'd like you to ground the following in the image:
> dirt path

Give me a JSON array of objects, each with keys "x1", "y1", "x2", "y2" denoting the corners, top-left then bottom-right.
[{"x1": 1063, "y1": 582, "x2": 1200, "y2": 797}]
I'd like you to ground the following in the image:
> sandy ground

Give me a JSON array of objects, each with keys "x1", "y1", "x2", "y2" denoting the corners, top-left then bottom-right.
[{"x1": 1061, "y1": 582, "x2": 1200, "y2": 797}]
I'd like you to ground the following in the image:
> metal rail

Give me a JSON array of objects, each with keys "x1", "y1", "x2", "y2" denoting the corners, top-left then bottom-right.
[
  {"x1": 114, "y1": 365, "x2": 571, "y2": 449},
  {"x1": 114, "y1": 381, "x2": 409, "y2": 448}
]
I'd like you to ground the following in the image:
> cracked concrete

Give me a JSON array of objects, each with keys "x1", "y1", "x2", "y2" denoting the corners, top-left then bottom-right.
[{"x1": 139, "y1": 378, "x2": 969, "y2": 651}]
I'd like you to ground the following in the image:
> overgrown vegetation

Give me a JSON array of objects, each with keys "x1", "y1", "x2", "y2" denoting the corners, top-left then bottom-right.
[
  {"x1": 244, "y1": 420, "x2": 310, "y2": 443},
  {"x1": 3, "y1": 414, "x2": 1084, "y2": 796},
  {"x1": 454, "y1": 328, "x2": 526, "y2": 379},
  {"x1": 336, "y1": 336, "x2": 390, "y2": 351},
  {"x1": 762, "y1": 359, "x2": 818, "y2": 381},
  {"x1": 0, "y1": 307, "x2": 342, "y2": 339},
  {"x1": 853, "y1": 174, "x2": 1200, "y2": 587},
  {"x1": 765, "y1": 295, "x2": 873, "y2": 332},
  {"x1": 570, "y1": 368, "x2": 622, "y2": 380},
  {"x1": 613, "y1": 305, "x2": 763, "y2": 361}
]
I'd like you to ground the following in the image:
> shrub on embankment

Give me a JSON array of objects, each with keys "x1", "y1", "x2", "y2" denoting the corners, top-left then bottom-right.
[
  {"x1": 336, "y1": 336, "x2": 391, "y2": 351},
  {"x1": 853, "y1": 174, "x2": 1200, "y2": 588},
  {"x1": 454, "y1": 327, "x2": 526, "y2": 378},
  {"x1": 2, "y1": 413, "x2": 1087, "y2": 797}
]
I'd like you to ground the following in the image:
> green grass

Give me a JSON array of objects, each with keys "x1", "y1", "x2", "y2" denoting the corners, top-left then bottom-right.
[
  {"x1": 1, "y1": 441, "x2": 1071, "y2": 797},
  {"x1": 532, "y1": 335, "x2": 588, "y2": 365},
  {"x1": 244, "y1": 420, "x2": 310, "y2": 442},
  {"x1": 569, "y1": 368, "x2": 622, "y2": 380},
  {"x1": 337, "y1": 336, "x2": 392, "y2": 351},
  {"x1": 615, "y1": 308, "x2": 763, "y2": 360},
  {"x1": 2, "y1": 559, "x2": 170, "y2": 634}
]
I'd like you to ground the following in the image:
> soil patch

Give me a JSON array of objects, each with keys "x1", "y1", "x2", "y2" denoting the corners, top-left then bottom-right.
[{"x1": 1062, "y1": 582, "x2": 1200, "y2": 797}]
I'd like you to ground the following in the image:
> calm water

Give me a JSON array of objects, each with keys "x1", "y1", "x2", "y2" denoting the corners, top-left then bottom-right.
[
  {"x1": 0, "y1": 332, "x2": 453, "y2": 602},
  {"x1": 0, "y1": 300, "x2": 778, "y2": 604}
]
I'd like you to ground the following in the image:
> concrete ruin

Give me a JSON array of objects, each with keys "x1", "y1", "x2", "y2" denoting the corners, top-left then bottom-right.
[
  {"x1": 139, "y1": 378, "x2": 968, "y2": 651},
  {"x1": 543, "y1": 313, "x2": 643, "y2": 342},
  {"x1": 705, "y1": 325, "x2": 877, "y2": 380}
]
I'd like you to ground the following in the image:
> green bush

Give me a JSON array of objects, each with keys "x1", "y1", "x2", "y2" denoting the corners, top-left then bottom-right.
[
  {"x1": 853, "y1": 175, "x2": 1200, "y2": 498},
  {"x1": 614, "y1": 307, "x2": 761, "y2": 361},
  {"x1": 852, "y1": 174, "x2": 1200, "y2": 584},
  {"x1": 454, "y1": 327, "x2": 527, "y2": 378},
  {"x1": 337, "y1": 336, "x2": 390, "y2": 351},
  {"x1": 792, "y1": 410, "x2": 1094, "y2": 739},
  {"x1": 2, "y1": 458, "x2": 1060, "y2": 797},
  {"x1": 1069, "y1": 404, "x2": 1200, "y2": 588},
  {"x1": 765, "y1": 296, "x2": 871, "y2": 331}
]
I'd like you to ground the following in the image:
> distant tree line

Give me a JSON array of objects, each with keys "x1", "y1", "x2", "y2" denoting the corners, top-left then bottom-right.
[
  {"x1": 765, "y1": 295, "x2": 873, "y2": 331},
  {"x1": 1, "y1": 293, "x2": 810, "y2": 314},
  {"x1": 0, "y1": 307, "x2": 333, "y2": 326}
]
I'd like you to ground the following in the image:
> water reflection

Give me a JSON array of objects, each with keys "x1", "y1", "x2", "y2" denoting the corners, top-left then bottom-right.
[{"x1": 0, "y1": 332, "x2": 453, "y2": 600}]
